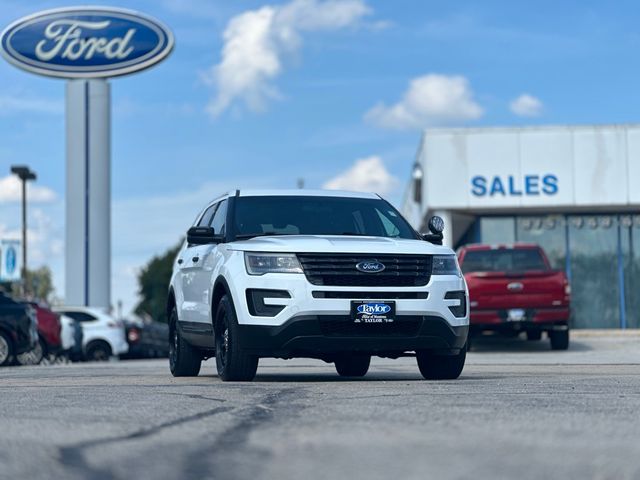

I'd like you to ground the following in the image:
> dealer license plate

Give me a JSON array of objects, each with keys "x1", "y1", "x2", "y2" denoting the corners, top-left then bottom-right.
[{"x1": 351, "y1": 301, "x2": 396, "y2": 323}]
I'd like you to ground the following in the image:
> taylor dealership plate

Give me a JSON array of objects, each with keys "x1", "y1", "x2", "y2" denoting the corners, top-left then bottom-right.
[{"x1": 351, "y1": 301, "x2": 396, "y2": 324}]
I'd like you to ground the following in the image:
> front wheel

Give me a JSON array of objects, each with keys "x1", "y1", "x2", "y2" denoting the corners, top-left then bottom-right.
[
  {"x1": 416, "y1": 346, "x2": 466, "y2": 380},
  {"x1": 215, "y1": 295, "x2": 258, "y2": 382},
  {"x1": 335, "y1": 354, "x2": 371, "y2": 377},
  {"x1": 169, "y1": 308, "x2": 202, "y2": 377}
]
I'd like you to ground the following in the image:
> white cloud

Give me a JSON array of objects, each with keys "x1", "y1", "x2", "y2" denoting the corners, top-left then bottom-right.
[
  {"x1": 364, "y1": 74, "x2": 483, "y2": 130},
  {"x1": 323, "y1": 155, "x2": 398, "y2": 195},
  {"x1": 0, "y1": 175, "x2": 57, "y2": 203},
  {"x1": 0, "y1": 94, "x2": 63, "y2": 115},
  {"x1": 203, "y1": 0, "x2": 371, "y2": 116},
  {"x1": 510, "y1": 93, "x2": 543, "y2": 117}
]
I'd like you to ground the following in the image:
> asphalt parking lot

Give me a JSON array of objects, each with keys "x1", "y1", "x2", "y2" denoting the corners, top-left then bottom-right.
[{"x1": 1, "y1": 333, "x2": 639, "y2": 480}]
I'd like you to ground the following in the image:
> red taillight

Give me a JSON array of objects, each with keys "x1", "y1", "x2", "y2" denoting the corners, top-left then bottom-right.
[{"x1": 128, "y1": 329, "x2": 140, "y2": 343}]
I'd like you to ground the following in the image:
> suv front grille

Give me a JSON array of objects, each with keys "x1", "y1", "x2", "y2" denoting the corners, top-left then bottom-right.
[{"x1": 297, "y1": 253, "x2": 432, "y2": 287}]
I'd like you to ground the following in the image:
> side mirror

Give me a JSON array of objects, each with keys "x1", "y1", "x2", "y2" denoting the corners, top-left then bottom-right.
[
  {"x1": 428, "y1": 215, "x2": 445, "y2": 234},
  {"x1": 421, "y1": 215, "x2": 444, "y2": 245},
  {"x1": 187, "y1": 226, "x2": 223, "y2": 245}
]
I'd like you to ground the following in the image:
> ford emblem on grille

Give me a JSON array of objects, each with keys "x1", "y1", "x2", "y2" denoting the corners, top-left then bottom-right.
[{"x1": 355, "y1": 260, "x2": 385, "y2": 273}]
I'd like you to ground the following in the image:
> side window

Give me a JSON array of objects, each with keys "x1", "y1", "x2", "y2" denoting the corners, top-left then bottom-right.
[
  {"x1": 198, "y1": 204, "x2": 218, "y2": 227},
  {"x1": 63, "y1": 312, "x2": 97, "y2": 323},
  {"x1": 211, "y1": 200, "x2": 228, "y2": 236}
]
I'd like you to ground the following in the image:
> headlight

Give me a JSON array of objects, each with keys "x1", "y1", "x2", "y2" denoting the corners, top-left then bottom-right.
[
  {"x1": 432, "y1": 255, "x2": 461, "y2": 276},
  {"x1": 244, "y1": 252, "x2": 303, "y2": 275}
]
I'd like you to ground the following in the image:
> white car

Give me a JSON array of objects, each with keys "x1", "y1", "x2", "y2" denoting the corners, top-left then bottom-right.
[
  {"x1": 168, "y1": 190, "x2": 469, "y2": 381},
  {"x1": 52, "y1": 306, "x2": 128, "y2": 361}
]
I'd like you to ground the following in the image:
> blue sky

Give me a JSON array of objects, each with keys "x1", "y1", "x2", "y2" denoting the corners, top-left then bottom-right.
[{"x1": 0, "y1": 0, "x2": 639, "y2": 313}]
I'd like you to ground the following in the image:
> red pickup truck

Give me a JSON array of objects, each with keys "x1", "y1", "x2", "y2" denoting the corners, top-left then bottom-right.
[{"x1": 457, "y1": 243, "x2": 570, "y2": 350}]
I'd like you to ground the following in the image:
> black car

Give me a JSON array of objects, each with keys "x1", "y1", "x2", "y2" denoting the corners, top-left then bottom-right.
[
  {"x1": 0, "y1": 292, "x2": 38, "y2": 366},
  {"x1": 121, "y1": 318, "x2": 169, "y2": 359}
]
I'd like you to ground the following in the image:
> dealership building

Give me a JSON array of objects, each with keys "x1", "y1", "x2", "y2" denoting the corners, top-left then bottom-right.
[{"x1": 402, "y1": 124, "x2": 640, "y2": 329}]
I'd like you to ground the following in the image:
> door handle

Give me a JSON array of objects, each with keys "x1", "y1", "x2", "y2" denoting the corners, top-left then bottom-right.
[
  {"x1": 192, "y1": 256, "x2": 200, "y2": 263},
  {"x1": 177, "y1": 259, "x2": 183, "y2": 265}
]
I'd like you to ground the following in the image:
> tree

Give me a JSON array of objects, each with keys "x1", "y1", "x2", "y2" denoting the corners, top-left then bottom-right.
[
  {"x1": 0, "y1": 266, "x2": 54, "y2": 302},
  {"x1": 135, "y1": 241, "x2": 182, "y2": 323}
]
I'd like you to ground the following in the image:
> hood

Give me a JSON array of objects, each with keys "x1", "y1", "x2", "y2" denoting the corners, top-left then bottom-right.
[{"x1": 227, "y1": 235, "x2": 452, "y2": 255}]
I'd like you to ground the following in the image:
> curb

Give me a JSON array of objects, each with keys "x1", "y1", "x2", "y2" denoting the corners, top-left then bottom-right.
[{"x1": 571, "y1": 329, "x2": 640, "y2": 338}]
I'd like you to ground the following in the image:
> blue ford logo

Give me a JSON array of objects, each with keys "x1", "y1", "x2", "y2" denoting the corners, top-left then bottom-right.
[
  {"x1": 0, "y1": 7, "x2": 174, "y2": 78},
  {"x1": 356, "y1": 260, "x2": 385, "y2": 273},
  {"x1": 357, "y1": 303, "x2": 392, "y2": 315}
]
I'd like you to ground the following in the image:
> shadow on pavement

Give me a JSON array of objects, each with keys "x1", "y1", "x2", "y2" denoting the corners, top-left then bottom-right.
[{"x1": 469, "y1": 334, "x2": 591, "y2": 353}]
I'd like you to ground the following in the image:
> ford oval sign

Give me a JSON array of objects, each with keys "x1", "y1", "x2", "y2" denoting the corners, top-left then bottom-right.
[
  {"x1": 0, "y1": 7, "x2": 174, "y2": 78},
  {"x1": 355, "y1": 260, "x2": 386, "y2": 273}
]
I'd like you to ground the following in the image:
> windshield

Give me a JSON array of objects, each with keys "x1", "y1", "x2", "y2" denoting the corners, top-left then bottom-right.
[
  {"x1": 461, "y1": 248, "x2": 548, "y2": 273},
  {"x1": 233, "y1": 196, "x2": 418, "y2": 240}
]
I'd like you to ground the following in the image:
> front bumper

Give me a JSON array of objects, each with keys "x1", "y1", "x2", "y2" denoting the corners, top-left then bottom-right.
[
  {"x1": 238, "y1": 314, "x2": 468, "y2": 357},
  {"x1": 228, "y1": 270, "x2": 469, "y2": 328}
]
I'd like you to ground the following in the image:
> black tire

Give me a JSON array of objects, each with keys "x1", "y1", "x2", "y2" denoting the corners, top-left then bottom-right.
[
  {"x1": 526, "y1": 330, "x2": 542, "y2": 341},
  {"x1": 416, "y1": 346, "x2": 466, "y2": 380},
  {"x1": 85, "y1": 341, "x2": 112, "y2": 362},
  {"x1": 215, "y1": 295, "x2": 258, "y2": 382},
  {"x1": 0, "y1": 331, "x2": 13, "y2": 366},
  {"x1": 16, "y1": 337, "x2": 45, "y2": 365},
  {"x1": 169, "y1": 309, "x2": 202, "y2": 377},
  {"x1": 334, "y1": 354, "x2": 371, "y2": 377},
  {"x1": 549, "y1": 330, "x2": 569, "y2": 350}
]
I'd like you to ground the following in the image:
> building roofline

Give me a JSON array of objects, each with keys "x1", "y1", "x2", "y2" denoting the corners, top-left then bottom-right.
[{"x1": 422, "y1": 123, "x2": 640, "y2": 136}]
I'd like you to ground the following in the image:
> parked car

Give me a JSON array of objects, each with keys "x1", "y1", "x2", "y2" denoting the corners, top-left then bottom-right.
[
  {"x1": 121, "y1": 317, "x2": 169, "y2": 359},
  {"x1": 0, "y1": 292, "x2": 38, "y2": 366},
  {"x1": 168, "y1": 190, "x2": 469, "y2": 381},
  {"x1": 16, "y1": 302, "x2": 63, "y2": 365},
  {"x1": 51, "y1": 306, "x2": 128, "y2": 361},
  {"x1": 457, "y1": 243, "x2": 571, "y2": 350},
  {"x1": 59, "y1": 314, "x2": 82, "y2": 358}
]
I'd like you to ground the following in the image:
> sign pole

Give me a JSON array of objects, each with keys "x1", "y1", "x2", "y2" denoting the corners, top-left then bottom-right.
[
  {"x1": 21, "y1": 176, "x2": 26, "y2": 294},
  {"x1": 65, "y1": 79, "x2": 111, "y2": 308}
]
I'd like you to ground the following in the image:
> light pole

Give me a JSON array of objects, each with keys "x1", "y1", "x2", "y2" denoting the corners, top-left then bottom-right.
[{"x1": 10, "y1": 165, "x2": 36, "y2": 294}]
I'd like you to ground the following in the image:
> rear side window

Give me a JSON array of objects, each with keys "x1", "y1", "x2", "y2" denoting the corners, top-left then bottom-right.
[
  {"x1": 461, "y1": 249, "x2": 548, "y2": 273},
  {"x1": 60, "y1": 312, "x2": 97, "y2": 323}
]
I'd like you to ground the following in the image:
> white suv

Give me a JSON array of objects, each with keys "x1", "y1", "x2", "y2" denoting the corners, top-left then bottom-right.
[
  {"x1": 52, "y1": 306, "x2": 129, "y2": 361},
  {"x1": 168, "y1": 190, "x2": 469, "y2": 381}
]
